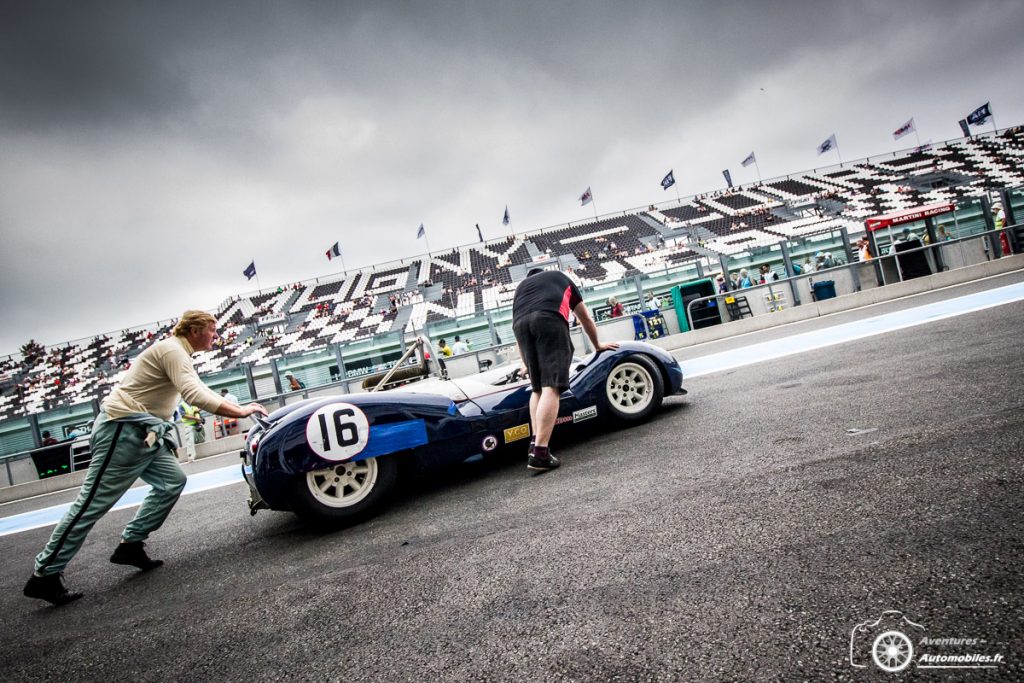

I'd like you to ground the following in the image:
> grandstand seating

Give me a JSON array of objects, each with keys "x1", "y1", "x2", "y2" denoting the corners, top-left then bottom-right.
[{"x1": 3, "y1": 126, "x2": 1023, "y2": 419}]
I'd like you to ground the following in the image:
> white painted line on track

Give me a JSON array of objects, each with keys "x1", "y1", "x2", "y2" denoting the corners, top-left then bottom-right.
[{"x1": 3, "y1": 281, "x2": 1024, "y2": 538}]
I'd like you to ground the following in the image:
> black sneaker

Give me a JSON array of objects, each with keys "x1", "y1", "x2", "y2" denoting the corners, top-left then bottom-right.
[
  {"x1": 23, "y1": 573, "x2": 83, "y2": 606},
  {"x1": 527, "y1": 449, "x2": 560, "y2": 472},
  {"x1": 110, "y1": 541, "x2": 163, "y2": 571}
]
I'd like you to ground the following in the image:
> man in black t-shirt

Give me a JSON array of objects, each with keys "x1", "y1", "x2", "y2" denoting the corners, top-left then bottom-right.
[{"x1": 512, "y1": 268, "x2": 618, "y2": 472}]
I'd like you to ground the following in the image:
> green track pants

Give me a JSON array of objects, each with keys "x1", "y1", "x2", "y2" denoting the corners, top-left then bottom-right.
[{"x1": 34, "y1": 413, "x2": 186, "y2": 576}]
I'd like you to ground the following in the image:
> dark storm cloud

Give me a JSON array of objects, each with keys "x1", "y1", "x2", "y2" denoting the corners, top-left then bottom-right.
[{"x1": 1, "y1": 0, "x2": 1023, "y2": 354}]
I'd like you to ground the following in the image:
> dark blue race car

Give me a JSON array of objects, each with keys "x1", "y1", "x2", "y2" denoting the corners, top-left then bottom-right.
[{"x1": 241, "y1": 339, "x2": 685, "y2": 526}]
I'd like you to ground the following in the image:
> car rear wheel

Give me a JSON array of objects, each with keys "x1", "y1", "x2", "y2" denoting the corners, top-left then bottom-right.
[
  {"x1": 602, "y1": 354, "x2": 664, "y2": 422},
  {"x1": 288, "y1": 455, "x2": 399, "y2": 526}
]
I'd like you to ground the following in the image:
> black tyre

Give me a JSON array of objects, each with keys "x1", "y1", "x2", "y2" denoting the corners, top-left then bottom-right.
[
  {"x1": 288, "y1": 455, "x2": 399, "y2": 527},
  {"x1": 601, "y1": 354, "x2": 665, "y2": 423}
]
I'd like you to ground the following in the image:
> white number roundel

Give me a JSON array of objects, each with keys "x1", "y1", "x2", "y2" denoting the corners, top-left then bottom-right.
[{"x1": 305, "y1": 403, "x2": 370, "y2": 461}]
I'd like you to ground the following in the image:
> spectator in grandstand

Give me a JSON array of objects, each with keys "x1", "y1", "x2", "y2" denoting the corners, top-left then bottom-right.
[
  {"x1": 607, "y1": 297, "x2": 624, "y2": 318},
  {"x1": 285, "y1": 372, "x2": 305, "y2": 391},
  {"x1": 738, "y1": 269, "x2": 755, "y2": 288},
  {"x1": 513, "y1": 268, "x2": 618, "y2": 473},
  {"x1": 41, "y1": 430, "x2": 58, "y2": 446},
  {"x1": 451, "y1": 336, "x2": 470, "y2": 355},
  {"x1": 716, "y1": 275, "x2": 728, "y2": 294},
  {"x1": 645, "y1": 293, "x2": 662, "y2": 311},
  {"x1": 220, "y1": 388, "x2": 239, "y2": 405},
  {"x1": 936, "y1": 225, "x2": 953, "y2": 241},
  {"x1": 437, "y1": 339, "x2": 453, "y2": 357},
  {"x1": 23, "y1": 310, "x2": 268, "y2": 607}
]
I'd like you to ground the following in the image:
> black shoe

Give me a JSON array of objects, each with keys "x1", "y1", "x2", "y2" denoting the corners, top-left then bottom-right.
[
  {"x1": 110, "y1": 541, "x2": 163, "y2": 571},
  {"x1": 23, "y1": 573, "x2": 83, "y2": 606},
  {"x1": 527, "y1": 450, "x2": 560, "y2": 472}
]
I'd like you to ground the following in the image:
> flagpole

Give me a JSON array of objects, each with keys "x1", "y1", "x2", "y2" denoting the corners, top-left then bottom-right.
[
  {"x1": 834, "y1": 141, "x2": 844, "y2": 166},
  {"x1": 340, "y1": 253, "x2": 348, "y2": 276},
  {"x1": 253, "y1": 261, "x2": 262, "y2": 294},
  {"x1": 424, "y1": 234, "x2": 432, "y2": 256},
  {"x1": 753, "y1": 159, "x2": 763, "y2": 184},
  {"x1": 674, "y1": 184, "x2": 681, "y2": 202},
  {"x1": 590, "y1": 200, "x2": 598, "y2": 221},
  {"x1": 991, "y1": 111, "x2": 998, "y2": 135}
]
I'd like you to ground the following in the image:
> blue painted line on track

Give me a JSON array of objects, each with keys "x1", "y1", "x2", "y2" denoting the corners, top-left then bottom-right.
[
  {"x1": 3, "y1": 281, "x2": 1023, "y2": 538},
  {"x1": 0, "y1": 464, "x2": 244, "y2": 538},
  {"x1": 679, "y1": 281, "x2": 1024, "y2": 379}
]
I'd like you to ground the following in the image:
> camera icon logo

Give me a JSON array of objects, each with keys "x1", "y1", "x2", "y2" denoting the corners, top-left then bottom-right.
[{"x1": 849, "y1": 610, "x2": 925, "y2": 673}]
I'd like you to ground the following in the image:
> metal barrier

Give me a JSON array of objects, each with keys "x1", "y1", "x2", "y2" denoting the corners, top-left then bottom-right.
[{"x1": 684, "y1": 225, "x2": 1019, "y2": 330}]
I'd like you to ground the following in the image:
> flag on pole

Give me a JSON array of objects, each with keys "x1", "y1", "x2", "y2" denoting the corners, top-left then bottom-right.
[
  {"x1": 722, "y1": 169, "x2": 733, "y2": 188},
  {"x1": 502, "y1": 205, "x2": 510, "y2": 225},
  {"x1": 892, "y1": 118, "x2": 915, "y2": 141},
  {"x1": 325, "y1": 242, "x2": 341, "y2": 261},
  {"x1": 914, "y1": 140, "x2": 933, "y2": 153},
  {"x1": 958, "y1": 119, "x2": 971, "y2": 137},
  {"x1": 243, "y1": 261, "x2": 257, "y2": 280},
  {"x1": 661, "y1": 170, "x2": 675, "y2": 190},
  {"x1": 741, "y1": 151, "x2": 756, "y2": 167},
  {"x1": 475, "y1": 223, "x2": 483, "y2": 242},
  {"x1": 817, "y1": 134, "x2": 837, "y2": 156},
  {"x1": 579, "y1": 186, "x2": 593, "y2": 206},
  {"x1": 966, "y1": 102, "x2": 992, "y2": 126},
  {"x1": 416, "y1": 223, "x2": 426, "y2": 239}
]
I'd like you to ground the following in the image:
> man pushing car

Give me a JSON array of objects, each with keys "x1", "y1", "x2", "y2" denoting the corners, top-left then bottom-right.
[
  {"x1": 23, "y1": 310, "x2": 268, "y2": 606},
  {"x1": 513, "y1": 268, "x2": 618, "y2": 472}
]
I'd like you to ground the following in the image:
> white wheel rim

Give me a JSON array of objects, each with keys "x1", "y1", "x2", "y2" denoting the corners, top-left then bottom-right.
[
  {"x1": 871, "y1": 631, "x2": 913, "y2": 672},
  {"x1": 606, "y1": 362, "x2": 655, "y2": 415},
  {"x1": 306, "y1": 458, "x2": 379, "y2": 508}
]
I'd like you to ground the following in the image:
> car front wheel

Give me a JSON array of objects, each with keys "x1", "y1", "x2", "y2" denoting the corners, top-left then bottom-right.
[
  {"x1": 288, "y1": 455, "x2": 399, "y2": 526},
  {"x1": 602, "y1": 354, "x2": 665, "y2": 422}
]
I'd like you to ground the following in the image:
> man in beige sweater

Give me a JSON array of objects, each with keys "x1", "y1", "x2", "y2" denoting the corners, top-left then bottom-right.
[{"x1": 24, "y1": 310, "x2": 268, "y2": 606}]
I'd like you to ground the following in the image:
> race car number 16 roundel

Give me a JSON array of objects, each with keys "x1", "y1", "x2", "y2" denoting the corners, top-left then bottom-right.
[{"x1": 305, "y1": 402, "x2": 370, "y2": 461}]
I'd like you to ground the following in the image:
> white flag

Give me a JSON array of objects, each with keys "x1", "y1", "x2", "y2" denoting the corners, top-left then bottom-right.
[
  {"x1": 741, "y1": 151, "x2": 756, "y2": 167},
  {"x1": 892, "y1": 118, "x2": 916, "y2": 141},
  {"x1": 817, "y1": 134, "x2": 837, "y2": 156},
  {"x1": 579, "y1": 186, "x2": 593, "y2": 206}
]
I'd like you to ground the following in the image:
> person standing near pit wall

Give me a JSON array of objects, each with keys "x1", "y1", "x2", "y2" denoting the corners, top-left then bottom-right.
[
  {"x1": 512, "y1": 268, "x2": 618, "y2": 472},
  {"x1": 23, "y1": 310, "x2": 268, "y2": 607}
]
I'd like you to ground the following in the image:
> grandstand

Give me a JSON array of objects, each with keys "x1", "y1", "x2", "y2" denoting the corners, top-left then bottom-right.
[{"x1": 2, "y1": 126, "x2": 1023, "y2": 427}]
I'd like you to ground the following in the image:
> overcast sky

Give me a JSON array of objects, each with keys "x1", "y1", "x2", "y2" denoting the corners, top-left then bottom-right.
[{"x1": 2, "y1": 0, "x2": 1022, "y2": 355}]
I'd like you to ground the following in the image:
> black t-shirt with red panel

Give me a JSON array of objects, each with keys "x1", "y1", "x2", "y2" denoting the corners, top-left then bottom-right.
[{"x1": 512, "y1": 270, "x2": 583, "y2": 324}]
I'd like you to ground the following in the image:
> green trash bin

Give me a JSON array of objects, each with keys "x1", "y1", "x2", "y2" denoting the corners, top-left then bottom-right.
[{"x1": 811, "y1": 280, "x2": 836, "y2": 301}]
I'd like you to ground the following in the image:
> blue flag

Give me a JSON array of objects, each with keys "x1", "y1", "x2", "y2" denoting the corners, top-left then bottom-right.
[
  {"x1": 958, "y1": 119, "x2": 971, "y2": 137},
  {"x1": 722, "y1": 169, "x2": 733, "y2": 188},
  {"x1": 817, "y1": 133, "x2": 837, "y2": 156},
  {"x1": 243, "y1": 261, "x2": 256, "y2": 280},
  {"x1": 416, "y1": 223, "x2": 426, "y2": 239},
  {"x1": 661, "y1": 170, "x2": 675, "y2": 190},
  {"x1": 966, "y1": 102, "x2": 992, "y2": 126},
  {"x1": 502, "y1": 205, "x2": 510, "y2": 226}
]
